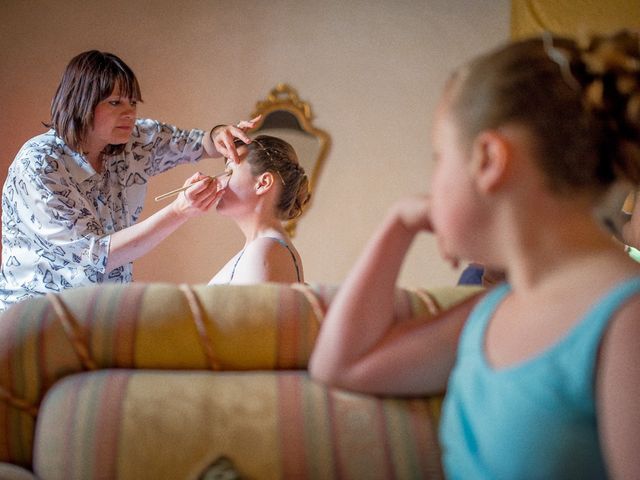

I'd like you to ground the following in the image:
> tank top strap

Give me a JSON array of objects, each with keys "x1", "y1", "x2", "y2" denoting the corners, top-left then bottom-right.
[
  {"x1": 458, "y1": 283, "x2": 510, "y2": 355},
  {"x1": 264, "y1": 237, "x2": 301, "y2": 282}
]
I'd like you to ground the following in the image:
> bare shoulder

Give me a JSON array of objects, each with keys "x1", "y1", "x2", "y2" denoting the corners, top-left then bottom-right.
[
  {"x1": 603, "y1": 289, "x2": 640, "y2": 350},
  {"x1": 596, "y1": 282, "x2": 640, "y2": 478},
  {"x1": 597, "y1": 283, "x2": 640, "y2": 384},
  {"x1": 234, "y1": 237, "x2": 300, "y2": 283},
  {"x1": 245, "y1": 237, "x2": 291, "y2": 254},
  {"x1": 243, "y1": 237, "x2": 298, "y2": 265}
]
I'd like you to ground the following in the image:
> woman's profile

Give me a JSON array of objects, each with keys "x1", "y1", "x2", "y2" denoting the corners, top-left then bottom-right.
[{"x1": 208, "y1": 135, "x2": 309, "y2": 285}]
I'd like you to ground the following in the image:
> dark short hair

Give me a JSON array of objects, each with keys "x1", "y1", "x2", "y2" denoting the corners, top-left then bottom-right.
[{"x1": 47, "y1": 50, "x2": 142, "y2": 155}]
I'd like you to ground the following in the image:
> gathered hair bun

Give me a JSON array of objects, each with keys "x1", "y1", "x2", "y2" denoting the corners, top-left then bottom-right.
[
  {"x1": 246, "y1": 135, "x2": 311, "y2": 220},
  {"x1": 286, "y1": 170, "x2": 311, "y2": 220},
  {"x1": 573, "y1": 30, "x2": 640, "y2": 184}
]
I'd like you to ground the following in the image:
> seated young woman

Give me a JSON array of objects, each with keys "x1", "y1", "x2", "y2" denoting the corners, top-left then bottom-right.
[{"x1": 208, "y1": 135, "x2": 309, "y2": 285}]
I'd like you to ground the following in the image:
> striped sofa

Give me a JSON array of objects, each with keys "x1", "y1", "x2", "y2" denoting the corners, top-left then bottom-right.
[{"x1": 0, "y1": 282, "x2": 480, "y2": 480}]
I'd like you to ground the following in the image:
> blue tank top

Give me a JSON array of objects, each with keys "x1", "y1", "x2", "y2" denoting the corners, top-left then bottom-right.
[{"x1": 440, "y1": 276, "x2": 640, "y2": 479}]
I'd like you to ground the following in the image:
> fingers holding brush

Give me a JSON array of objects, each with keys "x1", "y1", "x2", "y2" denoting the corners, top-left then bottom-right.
[{"x1": 169, "y1": 171, "x2": 231, "y2": 218}]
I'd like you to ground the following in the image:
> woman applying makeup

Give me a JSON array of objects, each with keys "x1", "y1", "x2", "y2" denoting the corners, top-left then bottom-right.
[{"x1": 0, "y1": 50, "x2": 257, "y2": 311}]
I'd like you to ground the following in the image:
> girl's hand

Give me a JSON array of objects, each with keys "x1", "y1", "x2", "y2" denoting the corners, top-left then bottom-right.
[
  {"x1": 171, "y1": 172, "x2": 225, "y2": 218},
  {"x1": 391, "y1": 194, "x2": 434, "y2": 234},
  {"x1": 211, "y1": 115, "x2": 262, "y2": 162},
  {"x1": 390, "y1": 194, "x2": 459, "y2": 268}
]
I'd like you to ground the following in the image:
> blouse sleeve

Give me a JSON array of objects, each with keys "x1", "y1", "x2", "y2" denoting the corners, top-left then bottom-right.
[{"x1": 129, "y1": 118, "x2": 206, "y2": 177}]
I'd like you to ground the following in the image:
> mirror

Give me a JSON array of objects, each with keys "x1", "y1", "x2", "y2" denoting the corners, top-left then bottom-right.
[{"x1": 249, "y1": 83, "x2": 330, "y2": 236}]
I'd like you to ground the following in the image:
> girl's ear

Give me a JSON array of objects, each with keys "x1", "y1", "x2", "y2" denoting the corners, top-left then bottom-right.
[
  {"x1": 469, "y1": 131, "x2": 510, "y2": 194},
  {"x1": 255, "y1": 172, "x2": 275, "y2": 195}
]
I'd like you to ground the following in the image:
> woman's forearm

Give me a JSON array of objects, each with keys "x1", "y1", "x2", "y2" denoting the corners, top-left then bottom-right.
[
  {"x1": 202, "y1": 126, "x2": 223, "y2": 158},
  {"x1": 105, "y1": 203, "x2": 189, "y2": 271},
  {"x1": 105, "y1": 173, "x2": 222, "y2": 271}
]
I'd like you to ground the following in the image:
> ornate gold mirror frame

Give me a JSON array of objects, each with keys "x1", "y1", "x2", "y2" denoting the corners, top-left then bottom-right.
[{"x1": 249, "y1": 83, "x2": 330, "y2": 236}]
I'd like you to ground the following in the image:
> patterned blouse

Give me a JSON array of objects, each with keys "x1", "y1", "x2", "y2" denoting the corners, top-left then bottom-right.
[{"x1": 0, "y1": 119, "x2": 205, "y2": 311}]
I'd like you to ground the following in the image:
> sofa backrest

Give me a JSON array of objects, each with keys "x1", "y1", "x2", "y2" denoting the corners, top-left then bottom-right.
[{"x1": 0, "y1": 282, "x2": 481, "y2": 469}]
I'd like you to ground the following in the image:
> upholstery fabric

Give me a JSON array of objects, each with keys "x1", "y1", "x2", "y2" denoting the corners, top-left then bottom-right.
[
  {"x1": 0, "y1": 282, "x2": 482, "y2": 471},
  {"x1": 0, "y1": 463, "x2": 37, "y2": 480},
  {"x1": 34, "y1": 370, "x2": 444, "y2": 480}
]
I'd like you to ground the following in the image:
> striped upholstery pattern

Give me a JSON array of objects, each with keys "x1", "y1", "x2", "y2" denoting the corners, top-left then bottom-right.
[
  {"x1": 0, "y1": 282, "x2": 482, "y2": 471},
  {"x1": 34, "y1": 370, "x2": 445, "y2": 480}
]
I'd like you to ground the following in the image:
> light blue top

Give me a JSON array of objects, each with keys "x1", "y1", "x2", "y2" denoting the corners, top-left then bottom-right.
[{"x1": 440, "y1": 276, "x2": 640, "y2": 480}]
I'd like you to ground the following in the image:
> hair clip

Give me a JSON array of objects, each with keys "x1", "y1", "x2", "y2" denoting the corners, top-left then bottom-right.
[
  {"x1": 543, "y1": 31, "x2": 581, "y2": 91},
  {"x1": 253, "y1": 139, "x2": 286, "y2": 186}
]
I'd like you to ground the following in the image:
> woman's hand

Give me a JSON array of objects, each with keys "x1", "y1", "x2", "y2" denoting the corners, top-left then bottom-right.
[
  {"x1": 171, "y1": 172, "x2": 225, "y2": 218},
  {"x1": 209, "y1": 115, "x2": 262, "y2": 162},
  {"x1": 106, "y1": 171, "x2": 230, "y2": 270}
]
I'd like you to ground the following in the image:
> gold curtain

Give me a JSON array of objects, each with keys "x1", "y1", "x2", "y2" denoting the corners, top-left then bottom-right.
[{"x1": 511, "y1": 0, "x2": 640, "y2": 39}]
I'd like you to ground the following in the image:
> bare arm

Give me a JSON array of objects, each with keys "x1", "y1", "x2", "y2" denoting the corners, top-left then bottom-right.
[
  {"x1": 105, "y1": 173, "x2": 222, "y2": 271},
  {"x1": 597, "y1": 295, "x2": 640, "y2": 479},
  {"x1": 309, "y1": 195, "x2": 481, "y2": 396}
]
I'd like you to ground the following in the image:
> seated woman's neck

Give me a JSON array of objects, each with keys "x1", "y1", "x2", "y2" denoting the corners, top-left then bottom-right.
[{"x1": 238, "y1": 217, "x2": 287, "y2": 245}]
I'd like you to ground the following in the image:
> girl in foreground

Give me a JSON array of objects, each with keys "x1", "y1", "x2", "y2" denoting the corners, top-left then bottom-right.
[
  {"x1": 208, "y1": 135, "x2": 309, "y2": 284},
  {"x1": 310, "y1": 31, "x2": 640, "y2": 479}
]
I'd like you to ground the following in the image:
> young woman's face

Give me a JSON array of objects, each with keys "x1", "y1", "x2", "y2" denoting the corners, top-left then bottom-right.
[
  {"x1": 215, "y1": 145, "x2": 260, "y2": 215},
  {"x1": 87, "y1": 86, "x2": 137, "y2": 150},
  {"x1": 429, "y1": 99, "x2": 482, "y2": 263}
]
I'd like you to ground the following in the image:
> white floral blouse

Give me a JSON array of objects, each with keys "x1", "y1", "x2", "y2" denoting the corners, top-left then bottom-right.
[{"x1": 0, "y1": 119, "x2": 205, "y2": 311}]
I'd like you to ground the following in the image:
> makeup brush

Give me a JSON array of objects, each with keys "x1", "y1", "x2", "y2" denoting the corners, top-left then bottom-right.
[{"x1": 154, "y1": 171, "x2": 232, "y2": 202}]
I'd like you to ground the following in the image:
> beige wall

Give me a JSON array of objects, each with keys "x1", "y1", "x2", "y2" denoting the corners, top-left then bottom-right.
[{"x1": 0, "y1": 0, "x2": 509, "y2": 289}]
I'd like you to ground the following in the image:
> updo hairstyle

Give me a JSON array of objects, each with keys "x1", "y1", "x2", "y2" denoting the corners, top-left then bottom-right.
[
  {"x1": 245, "y1": 135, "x2": 311, "y2": 220},
  {"x1": 447, "y1": 29, "x2": 640, "y2": 199}
]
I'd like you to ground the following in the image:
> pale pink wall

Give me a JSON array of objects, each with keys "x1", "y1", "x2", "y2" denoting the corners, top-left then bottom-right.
[{"x1": 0, "y1": 0, "x2": 510, "y2": 289}]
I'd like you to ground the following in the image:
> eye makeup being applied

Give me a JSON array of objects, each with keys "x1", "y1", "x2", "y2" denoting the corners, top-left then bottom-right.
[{"x1": 154, "y1": 170, "x2": 232, "y2": 202}]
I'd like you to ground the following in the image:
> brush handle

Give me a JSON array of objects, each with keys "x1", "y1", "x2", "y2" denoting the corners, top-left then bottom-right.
[{"x1": 154, "y1": 172, "x2": 230, "y2": 202}]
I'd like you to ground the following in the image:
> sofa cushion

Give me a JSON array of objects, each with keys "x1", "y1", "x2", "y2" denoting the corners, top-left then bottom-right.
[{"x1": 34, "y1": 370, "x2": 444, "y2": 480}]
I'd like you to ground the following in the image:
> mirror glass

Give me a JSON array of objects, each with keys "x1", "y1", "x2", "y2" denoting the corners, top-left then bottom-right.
[{"x1": 249, "y1": 84, "x2": 330, "y2": 236}]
